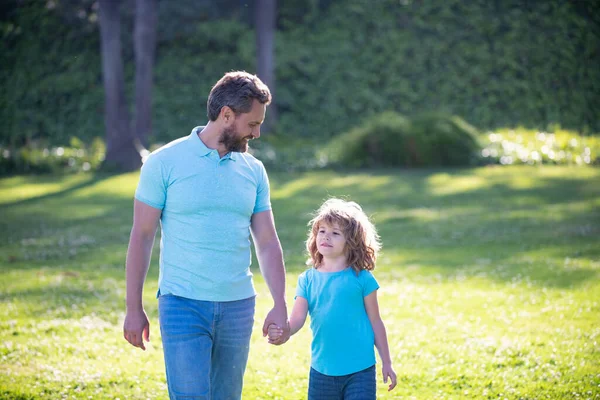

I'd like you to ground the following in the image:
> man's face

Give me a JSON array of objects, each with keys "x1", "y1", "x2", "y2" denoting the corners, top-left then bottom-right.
[{"x1": 219, "y1": 100, "x2": 266, "y2": 153}]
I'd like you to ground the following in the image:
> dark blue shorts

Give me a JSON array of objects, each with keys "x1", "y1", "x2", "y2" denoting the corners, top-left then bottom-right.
[{"x1": 308, "y1": 365, "x2": 376, "y2": 400}]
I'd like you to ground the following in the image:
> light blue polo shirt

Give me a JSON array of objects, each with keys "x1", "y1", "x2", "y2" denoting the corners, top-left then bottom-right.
[
  {"x1": 296, "y1": 267, "x2": 379, "y2": 376},
  {"x1": 135, "y1": 126, "x2": 271, "y2": 301}
]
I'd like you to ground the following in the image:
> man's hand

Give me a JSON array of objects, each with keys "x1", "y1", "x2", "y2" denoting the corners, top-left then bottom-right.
[
  {"x1": 123, "y1": 308, "x2": 150, "y2": 350},
  {"x1": 262, "y1": 305, "x2": 290, "y2": 345}
]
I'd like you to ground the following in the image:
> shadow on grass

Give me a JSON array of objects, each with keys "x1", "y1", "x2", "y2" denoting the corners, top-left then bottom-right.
[
  {"x1": 0, "y1": 173, "x2": 114, "y2": 208},
  {"x1": 1, "y1": 167, "x2": 598, "y2": 291}
]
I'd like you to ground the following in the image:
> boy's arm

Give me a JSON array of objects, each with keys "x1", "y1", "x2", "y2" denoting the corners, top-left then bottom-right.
[
  {"x1": 289, "y1": 296, "x2": 309, "y2": 335},
  {"x1": 365, "y1": 290, "x2": 397, "y2": 391}
]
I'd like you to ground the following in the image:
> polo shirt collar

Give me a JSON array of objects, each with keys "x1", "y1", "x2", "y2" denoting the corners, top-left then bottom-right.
[{"x1": 188, "y1": 126, "x2": 237, "y2": 161}]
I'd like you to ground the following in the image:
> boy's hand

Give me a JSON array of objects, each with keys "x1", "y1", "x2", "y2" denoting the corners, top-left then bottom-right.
[
  {"x1": 382, "y1": 363, "x2": 397, "y2": 391},
  {"x1": 267, "y1": 323, "x2": 283, "y2": 343}
]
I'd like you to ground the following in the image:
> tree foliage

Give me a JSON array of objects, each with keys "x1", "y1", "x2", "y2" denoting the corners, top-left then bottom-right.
[{"x1": 1, "y1": 0, "x2": 598, "y2": 148}]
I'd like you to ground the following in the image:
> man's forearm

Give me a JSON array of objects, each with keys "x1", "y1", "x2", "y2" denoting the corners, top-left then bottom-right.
[
  {"x1": 257, "y1": 240, "x2": 286, "y2": 306},
  {"x1": 125, "y1": 231, "x2": 155, "y2": 310}
]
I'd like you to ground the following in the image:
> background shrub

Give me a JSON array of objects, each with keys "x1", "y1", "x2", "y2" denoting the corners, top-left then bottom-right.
[
  {"x1": 408, "y1": 113, "x2": 482, "y2": 167},
  {"x1": 322, "y1": 112, "x2": 481, "y2": 168},
  {"x1": 323, "y1": 112, "x2": 411, "y2": 168}
]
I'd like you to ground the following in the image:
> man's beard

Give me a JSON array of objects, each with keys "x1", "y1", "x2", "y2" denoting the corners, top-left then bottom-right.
[{"x1": 219, "y1": 126, "x2": 251, "y2": 153}]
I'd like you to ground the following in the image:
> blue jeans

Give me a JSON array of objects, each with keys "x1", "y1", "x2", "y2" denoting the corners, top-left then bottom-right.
[
  {"x1": 308, "y1": 365, "x2": 376, "y2": 400},
  {"x1": 158, "y1": 294, "x2": 255, "y2": 400}
]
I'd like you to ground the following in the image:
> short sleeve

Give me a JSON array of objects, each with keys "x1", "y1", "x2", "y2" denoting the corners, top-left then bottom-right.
[
  {"x1": 361, "y1": 270, "x2": 379, "y2": 297},
  {"x1": 253, "y1": 162, "x2": 271, "y2": 214},
  {"x1": 295, "y1": 271, "x2": 308, "y2": 300},
  {"x1": 134, "y1": 153, "x2": 167, "y2": 210}
]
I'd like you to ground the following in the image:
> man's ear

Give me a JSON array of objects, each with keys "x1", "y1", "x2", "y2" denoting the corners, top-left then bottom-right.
[{"x1": 220, "y1": 106, "x2": 235, "y2": 125}]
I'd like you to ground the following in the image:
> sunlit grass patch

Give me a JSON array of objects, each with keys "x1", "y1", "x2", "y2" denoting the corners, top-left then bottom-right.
[{"x1": 0, "y1": 166, "x2": 599, "y2": 399}]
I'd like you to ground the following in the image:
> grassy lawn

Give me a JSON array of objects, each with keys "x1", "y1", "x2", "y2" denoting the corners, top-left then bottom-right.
[{"x1": 0, "y1": 166, "x2": 599, "y2": 399}]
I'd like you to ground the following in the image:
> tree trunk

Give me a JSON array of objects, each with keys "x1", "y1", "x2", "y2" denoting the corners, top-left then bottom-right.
[
  {"x1": 99, "y1": 0, "x2": 141, "y2": 171},
  {"x1": 255, "y1": 0, "x2": 277, "y2": 131},
  {"x1": 134, "y1": 0, "x2": 157, "y2": 150}
]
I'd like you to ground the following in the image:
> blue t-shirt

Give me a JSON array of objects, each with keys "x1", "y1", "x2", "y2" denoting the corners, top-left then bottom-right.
[
  {"x1": 135, "y1": 126, "x2": 271, "y2": 301},
  {"x1": 296, "y1": 267, "x2": 379, "y2": 376}
]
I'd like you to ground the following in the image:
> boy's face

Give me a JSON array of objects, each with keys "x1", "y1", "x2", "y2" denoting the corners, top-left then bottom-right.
[{"x1": 316, "y1": 221, "x2": 346, "y2": 258}]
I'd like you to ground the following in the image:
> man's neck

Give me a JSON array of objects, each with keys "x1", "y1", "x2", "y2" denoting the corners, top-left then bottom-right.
[{"x1": 198, "y1": 122, "x2": 227, "y2": 157}]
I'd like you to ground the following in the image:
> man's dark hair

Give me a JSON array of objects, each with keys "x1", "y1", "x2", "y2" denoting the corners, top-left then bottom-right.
[{"x1": 207, "y1": 71, "x2": 272, "y2": 121}]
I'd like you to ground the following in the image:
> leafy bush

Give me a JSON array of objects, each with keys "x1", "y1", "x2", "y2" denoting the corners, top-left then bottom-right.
[
  {"x1": 408, "y1": 113, "x2": 482, "y2": 166},
  {"x1": 322, "y1": 112, "x2": 481, "y2": 168},
  {"x1": 479, "y1": 127, "x2": 600, "y2": 166},
  {"x1": 0, "y1": 137, "x2": 106, "y2": 175}
]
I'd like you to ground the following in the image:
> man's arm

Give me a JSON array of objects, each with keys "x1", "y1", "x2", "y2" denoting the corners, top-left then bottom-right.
[
  {"x1": 250, "y1": 210, "x2": 290, "y2": 344},
  {"x1": 123, "y1": 199, "x2": 162, "y2": 350}
]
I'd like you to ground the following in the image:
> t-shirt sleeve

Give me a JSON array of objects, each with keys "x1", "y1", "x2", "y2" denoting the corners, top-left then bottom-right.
[
  {"x1": 295, "y1": 271, "x2": 308, "y2": 300},
  {"x1": 253, "y1": 162, "x2": 271, "y2": 214},
  {"x1": 361, "y1": 270, "x2": 380, "y2": 297},
  {"x1": 134, "y1": 153, "x2": 167, "y2": 210}
]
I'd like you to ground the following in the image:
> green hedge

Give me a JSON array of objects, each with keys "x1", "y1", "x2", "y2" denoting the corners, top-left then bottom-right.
[{"x1": 1, "y1": 0, "x2": 598, "y2": 148}]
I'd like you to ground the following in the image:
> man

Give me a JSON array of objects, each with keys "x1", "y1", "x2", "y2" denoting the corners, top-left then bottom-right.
[{"x1": 123, "y1": 71, "x2": 291, "y2": 399}]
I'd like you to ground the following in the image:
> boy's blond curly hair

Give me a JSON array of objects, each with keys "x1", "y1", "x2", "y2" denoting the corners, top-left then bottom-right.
[{"x1": 306, "y1": 198, "x2": 381, "y2": 274}]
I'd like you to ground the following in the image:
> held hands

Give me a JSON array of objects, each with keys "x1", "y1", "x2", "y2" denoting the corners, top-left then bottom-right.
[
  {"x1": 382, "y1": 363, "x2": 397, "y2": 391},
  {"x1": 262, "y1": 304, "x2": 290, "y2": 345}
]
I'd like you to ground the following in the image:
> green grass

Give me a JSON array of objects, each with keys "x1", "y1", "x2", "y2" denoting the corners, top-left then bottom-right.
[{"x1": 1, "y1": 166, "x2": 599, "y2": 399}]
